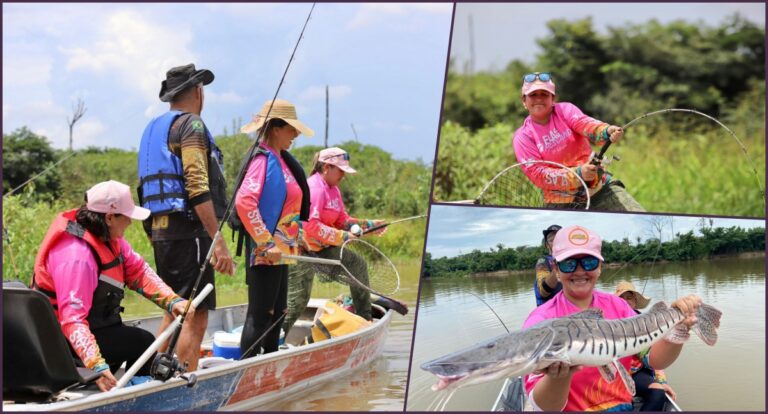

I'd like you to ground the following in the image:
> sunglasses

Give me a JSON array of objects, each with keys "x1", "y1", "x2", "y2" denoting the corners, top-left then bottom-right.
[
  {"x1": 523, "y1": 72, "x2": 552, "y2": 83},
  {"x1": 556, "y1": 255, "x2": 600, "y2": 273},
  {"x1": 322, "y1": 153, "x2": 350, "y2": 162}
]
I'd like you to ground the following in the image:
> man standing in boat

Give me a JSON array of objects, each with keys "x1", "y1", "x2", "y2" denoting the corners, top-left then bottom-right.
[
  {"x1": 138, "y1": 63, "x2": 235, "y2": 372},
  {"x1": 533, "y1": 224, "x2": 562, "y2": 306}
]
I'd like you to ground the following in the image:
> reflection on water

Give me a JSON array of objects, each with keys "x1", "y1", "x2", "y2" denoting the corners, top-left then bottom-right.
[
  {"x1": 125, "y1": 259, "x2": 420, "y2": 411},
  {"x1": 407, "y1": 256, "x2": 765, "y2": 411}
]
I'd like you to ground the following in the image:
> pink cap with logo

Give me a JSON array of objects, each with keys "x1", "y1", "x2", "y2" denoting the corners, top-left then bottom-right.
[
  {"x1": 86, "y1": 180, "x2": 151, "y2": 221},
  {"x1": 318, "y1": 147, "x2": 357, "y2": 174},
  {"x1": 521, "y1": 79, "x2": 556, "y2": 96},
  {"x1": 552, "y1": 225, "x2": 604, "y2": 261}
]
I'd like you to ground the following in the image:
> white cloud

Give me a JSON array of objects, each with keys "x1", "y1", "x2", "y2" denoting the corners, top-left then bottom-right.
[
  {"x1": 60, "y1": 9, "x2": 197, "y2": 103},
  {"x1": 347, "y1": 3, "x2": 452, "y2": 30},
  {"x1": 297, "y1": 85, "x2": 352, "y2": 102},
  {"x1": 2, "y1": 53, "x2": 53, "y2": 87},
  {"x1": 72, "y1": 119, "x2": 107, "y2": 148},
  {"x1": 206, "y1": 90, "x2": 245, "y2": 105}
]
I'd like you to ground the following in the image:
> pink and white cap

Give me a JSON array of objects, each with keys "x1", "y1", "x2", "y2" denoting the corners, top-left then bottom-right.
[
  {"x1": 86, "y1": 180, "x2": 150, "y2": 221},
  {"x1": 521, "y1": 79, "x2": 556, "y2": 96},
  {"x1": 318, "y1": 147, "x2": 357, "y2": 174},
  {"x1": 552, "y1": 225, "x2": 604, "y2": 261}
]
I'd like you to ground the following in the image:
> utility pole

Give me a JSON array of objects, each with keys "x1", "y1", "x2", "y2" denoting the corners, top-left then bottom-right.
[
  {"x1": 350, "y1": 123, "x2": 359, "y2": 142},
  {"x1": 67, "y1": 98, "x2": 86, "y2": 152},
  {"x1": 468, "y1": 14, "x2": 476, "y2": 75},
  {"x1": 324, "y1": 85, "x2": 329, "y2": 148}
]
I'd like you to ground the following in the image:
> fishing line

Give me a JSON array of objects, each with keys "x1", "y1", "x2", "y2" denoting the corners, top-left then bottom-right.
[
  {"x1": 618, "y1": 108, "x2": 763, "y2": 193},
  {"x1": 3, "y1": 151, "x2": 77, "y2": 198},
  {"x1": 161, "y1": 2, "x2": 317, "y2": 375},
  {"x1": 467, "y1": 292, "x2": 509, "y2": 334}
]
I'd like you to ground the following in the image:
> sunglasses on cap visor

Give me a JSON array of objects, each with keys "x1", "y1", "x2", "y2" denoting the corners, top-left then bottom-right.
[
  {"x1": 322, "y1": 153, "x2": 350, "y2": 162},
  {"x1": 556, "y1": 255, "x2": 600, "y2": 273},
  {"x1": 523, "y1": 72, "x2": 552, "y2": 83}
]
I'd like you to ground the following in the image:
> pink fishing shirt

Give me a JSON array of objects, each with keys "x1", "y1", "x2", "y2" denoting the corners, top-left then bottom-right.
[
  {"x1": 522, "y1": 289, "x2": 639, "y2": 411},
  {"x1": 512, "y1": 102, "x2": 611, "y2": 203},
  {"x1": 47, "y1": 235, "x2": 180, "y2": 371},
  {"x1": 235, "y1": 143, "x2": 302, "y2": 265},
  {"x1": 302, "y1": 173, "x2": 354, "y2": 252}
]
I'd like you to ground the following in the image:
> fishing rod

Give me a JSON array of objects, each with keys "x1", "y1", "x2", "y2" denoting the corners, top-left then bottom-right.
[
  {"x1": 3, "y1": 151, "x2": 77, "y2": 198},
  {"x1": 362, "y1": 213, "x2": 427, "y2": 235},
  {"x1": 592, "y1": 108, "x2": 763, "y2": 192},
  {"x1": 153, "y1": 2, "x2": 317, "y2": 382}
]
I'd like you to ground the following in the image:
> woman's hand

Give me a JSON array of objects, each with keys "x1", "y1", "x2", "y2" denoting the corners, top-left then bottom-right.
[
  {"x1": 171, "y1": 299, "x2": 192, "y2": 318},
  {"x1": 261, "y1": 245, "x2": 283, "y2": 265},
  {"x1": 535, "y1": 362, "x2": 583, "y2": 379},
  {"x1": 607, "y1": 125, "x2": 624, "y2": 143},
  {"x1": 96, "y1": 369, "x2": 118, "y2": 392},
  {"x1": 369, "y1": 219, "x2": 388, "y2": 236},
  {"x1": 671, "y1": 294, "x2": 702, "y2": 328},
  {"x1": 580, "y1": 163, "x2": 598, "y2": 182},
  {"x1": 649, "y1": 382, "x2": 677, "y2": 400}
]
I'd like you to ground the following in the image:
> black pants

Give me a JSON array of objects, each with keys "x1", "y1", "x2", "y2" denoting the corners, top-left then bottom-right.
[
  {"x1": 241, "y1": 264, "x2": 288, "y2": 358},
  {"x1": 633, "y1": 368, "x2": 667, "y2": 411},
  {"x1": 76, "y1": 324, "x2": 156, "y2": 376}
]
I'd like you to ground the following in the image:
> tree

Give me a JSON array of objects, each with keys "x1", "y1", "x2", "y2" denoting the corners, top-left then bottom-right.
[
  {"x1": 67, "y1": 98, "x2": 87, "y2": 152},
  {"x1": 2, "y1": 127, "x2": 62, "y2": 200}
]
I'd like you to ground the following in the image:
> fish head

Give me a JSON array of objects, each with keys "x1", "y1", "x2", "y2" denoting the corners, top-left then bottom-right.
[{"x1": 421, "y1": 327, "x2": 550, "y2": 391}]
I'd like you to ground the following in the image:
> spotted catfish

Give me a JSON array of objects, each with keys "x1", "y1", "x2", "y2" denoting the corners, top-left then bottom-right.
[{"x1": 421, "y1": 301, "x2": 721, "y2": 394}]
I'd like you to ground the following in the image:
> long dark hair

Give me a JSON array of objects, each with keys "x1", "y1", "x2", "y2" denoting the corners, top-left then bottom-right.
[
  {"x1": 75, "y1": 204, "x2": 111, "y2": 242},
  {"x1": 258, "y1": 118, "x2": 289, "y2": 143}
]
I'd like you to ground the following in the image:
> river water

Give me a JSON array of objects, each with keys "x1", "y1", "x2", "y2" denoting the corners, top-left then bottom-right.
[
  {"x1": 124, "y1": 259, "x2": 420, "y2": 411},
  {"x1": 406, "y1": 256, "x2": 765, "y2": 411}
]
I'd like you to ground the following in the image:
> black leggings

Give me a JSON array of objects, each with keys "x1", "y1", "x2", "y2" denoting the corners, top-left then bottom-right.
[
  {"x1": 241, "y1": 264, "x2": 288, "y2": 358},
  {"x1": 89, "y1": 324, "x2": 156, "y2": 376},
  {"x1": 633, "y1": 367, "x2": 668, "y2": 411}
]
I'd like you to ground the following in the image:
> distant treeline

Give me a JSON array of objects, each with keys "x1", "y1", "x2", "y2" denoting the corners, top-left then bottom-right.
[
  {"x1": 2, "y1": 127, "x2": 430, "y2": 283},
  {"x1": 423, "y1": 226, "x2": 765, "y2": 278}
]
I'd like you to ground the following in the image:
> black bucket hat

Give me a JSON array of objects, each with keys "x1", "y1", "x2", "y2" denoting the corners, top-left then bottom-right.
[{"x1": 159, "y1": 63, "x2": 214, "y2": 102}]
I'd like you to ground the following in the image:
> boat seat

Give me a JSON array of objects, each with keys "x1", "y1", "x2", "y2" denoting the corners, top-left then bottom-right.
[{"x1": 3, "y1": 281, "x2": 101, "y2": 402}]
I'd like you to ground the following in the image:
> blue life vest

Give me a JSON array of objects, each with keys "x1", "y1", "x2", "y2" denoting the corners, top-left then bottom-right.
[
  {"x1": 257, "y1": 147, "x2": 286, "y2": 234},
  {"x1": 138, "y1": 110, "x2": 226, "y2": 217}
]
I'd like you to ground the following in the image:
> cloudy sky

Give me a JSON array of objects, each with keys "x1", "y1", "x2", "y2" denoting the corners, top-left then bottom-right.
[
  {"x1": 451, "y1": 3, "x2": 765, "y2": 72},
  {"x1": 426, "y1": 205, "x2": 765, "y2": 258},
  {"x1": 3, "y1": 3, "x2": 452, "y2": 162}
]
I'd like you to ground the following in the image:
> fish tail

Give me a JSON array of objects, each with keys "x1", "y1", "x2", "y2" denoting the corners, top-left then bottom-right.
[{"x1": 692, "y1": 303, "x2": 722, "y2": 346}]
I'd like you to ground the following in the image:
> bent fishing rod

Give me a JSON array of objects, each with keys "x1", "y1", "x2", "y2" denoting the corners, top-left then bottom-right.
[
  {"x1": 591, "y1": 108, "x2": 763, "y2": 192},
  {"x1": 155, "y1": 2, "x2": 316, "y2": 383}
]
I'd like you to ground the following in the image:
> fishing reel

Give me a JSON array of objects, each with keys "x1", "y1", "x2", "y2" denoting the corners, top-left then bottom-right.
[{"x1": 150, "y1": 352, "x2": 197, "y2": 387}]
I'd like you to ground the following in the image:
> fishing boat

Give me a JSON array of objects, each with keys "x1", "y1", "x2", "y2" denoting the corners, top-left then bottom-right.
[
  {"x1": 491, "y1": 377, "x2": 681, "y2": 412},
  {"x1": 3, "y1": 283, "x2": 393, "y2": 411}
]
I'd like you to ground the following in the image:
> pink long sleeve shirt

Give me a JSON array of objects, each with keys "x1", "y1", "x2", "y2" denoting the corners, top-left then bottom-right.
[
  {"x1": 522, "y1": 290, "x2": 639, "y2": 411},
  {"x1": 235, "y1": 143, "x2": 302, "y2": 265},
  {"x1": 47, "y1": 235, "x2": 181, "y2": 372},
  {"x1": 301, "y1": 173, "x2": 371, "y2": 252},
  {"x1": 512, "y1": 102, "x2": 612, "y2": 204}
]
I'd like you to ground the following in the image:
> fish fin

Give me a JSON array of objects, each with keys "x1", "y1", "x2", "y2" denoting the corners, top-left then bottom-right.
[
  {"x1": 613, "y1": 359, "x2": 636, "y2": 396},
  {"x1": 597, "y1": 363, "x2": 617, "y2": 383},
  {"x1": 531, "y1": 329, "x2": 556, "y2": 363},
  {"x1": 649, "y1": 301, "x2": 668, "y2": 312},
  {"x1": 692, "y1": 303, "x2": 722, "y2": 346},
  {"x1": 666, "y1": 324, "x2": 690, "y2": 344},
  {"x1": 570, "y1": 308, "x2": 604, "y2": 319}
]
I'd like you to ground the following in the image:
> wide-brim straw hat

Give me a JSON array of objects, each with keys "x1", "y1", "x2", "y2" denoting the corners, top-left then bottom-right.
[
  {"x1": 240, "y1": 99, "x2": 315, "y2": 137},
  {"x1": 615, "y1": 280, "x2": 651, "y2": 309}
]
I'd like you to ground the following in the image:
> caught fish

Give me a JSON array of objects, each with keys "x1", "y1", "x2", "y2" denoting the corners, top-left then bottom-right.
[{"x1": 421, "y1": 301, "x2": 721, "y2": 394}]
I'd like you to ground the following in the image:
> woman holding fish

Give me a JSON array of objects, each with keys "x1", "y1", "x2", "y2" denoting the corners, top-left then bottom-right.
[
  {"x1": 523, "y1": 225, "x2": 706, "y2": 411},
  {"x1": 421, "y1": 224, "x2": 721, "y2": 412}
]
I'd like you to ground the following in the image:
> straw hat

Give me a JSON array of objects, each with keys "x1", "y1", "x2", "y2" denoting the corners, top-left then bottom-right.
[
  {"x1": 240, "y1": 99, "x2": 315, "y2": 137},
  {"x1": 615, "y1": 281, "x2": 651, "y2": 309}
]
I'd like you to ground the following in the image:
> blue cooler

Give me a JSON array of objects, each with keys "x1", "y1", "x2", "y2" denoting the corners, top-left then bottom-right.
[{"x1": 212, "y1": 331, "x2": 241, "y2": 359}]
